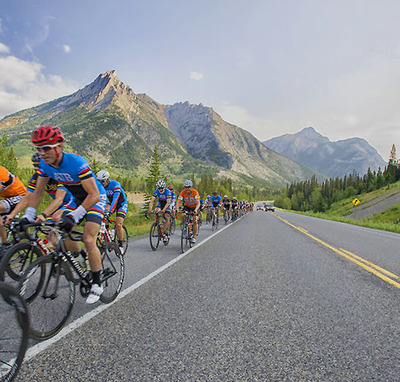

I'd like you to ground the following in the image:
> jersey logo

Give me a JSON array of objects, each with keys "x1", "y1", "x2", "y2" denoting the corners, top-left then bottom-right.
[{"x1": 53, "y1": 173, "x2": 75, "y2": 182}]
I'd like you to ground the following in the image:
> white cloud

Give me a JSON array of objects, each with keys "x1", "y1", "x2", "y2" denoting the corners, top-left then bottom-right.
[
  {"x1": 0, "y1": 43, "x2": 10, "y2": 54},
  {"x1": 0, "y1": 53, "x2": 78, "y2": 118},
  {"x1": 63, "y1": 45, "x2": 71, "y2": 53},
  {"x1": 189, "y1": 71, "x2": 204, "y2": 81}
]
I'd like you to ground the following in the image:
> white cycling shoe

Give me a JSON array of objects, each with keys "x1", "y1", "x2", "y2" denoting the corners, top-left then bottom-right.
[{"x1": 86, "y1": 284, "x2": 104, "y2": 304}]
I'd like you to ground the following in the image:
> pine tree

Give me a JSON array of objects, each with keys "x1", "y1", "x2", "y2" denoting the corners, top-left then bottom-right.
[
  {"x1": 143, "y1": 145, "x2": 162, "y2": 211},
  {"x1": 389, "y1": 144, "x2": 397, "y2": 165},
  {"x1": 0, "y1": 134, "x2": 18, "y2": 174}
]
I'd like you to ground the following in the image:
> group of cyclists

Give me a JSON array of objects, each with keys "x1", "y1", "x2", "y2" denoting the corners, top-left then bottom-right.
[
  {"x1": 0, "y1": 124, "x2": 254, "y2": 306},
  {"x1": 0, "y1": 125, "x2": 129, "y2": 304}
]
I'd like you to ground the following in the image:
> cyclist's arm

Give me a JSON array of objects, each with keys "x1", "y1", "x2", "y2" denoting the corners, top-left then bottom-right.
[
  {"x1": 109, "y1": 187, "x2": 121, "y2": 213},
  {"x1": 148, "y1": 195, "x2": 156, "y2": 212},
  {"x1": 40, "y1": 188, "x2": 67, "y2": 218},
  {"x1": 79, "y1": 177, "x2": 100, "y2": 210},
  {"x1": 27, "y1": 175, "x2": 49, "y2": 209}
]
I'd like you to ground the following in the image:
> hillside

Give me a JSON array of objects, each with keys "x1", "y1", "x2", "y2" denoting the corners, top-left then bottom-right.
[
  {"x1": 264, "y1": 127, "x2": 386, "y2": 178},
  {"x1": 0, "y1": 70, "x2": 316, "y2": 188}
]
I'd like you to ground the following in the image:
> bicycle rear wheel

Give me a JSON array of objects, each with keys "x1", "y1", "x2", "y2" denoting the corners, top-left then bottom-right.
[
  {"x1": 100, "y1": 242, "x2": 124, "y2": 303},
  {"x1": 149, "y1": 223, "x2": 160, "y2": 251},
  {"x1": 112, "y1": 225, "x2": 129, "y2": 256},
  {"x1": 170, "y1": 217, "x2": 176, "y2": 236},
  {"x1": 19, "y1": 255, "x2": 75, "y2": 341},
  {"x1": 0, "y1": 282, "x2": 29, "y2": 382}
]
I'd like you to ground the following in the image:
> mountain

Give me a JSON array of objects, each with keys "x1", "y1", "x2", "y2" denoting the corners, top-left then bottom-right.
[
  {"x1": 0, "y1": 70, "x2": 316, "y2": 187},
  {"x1": 263, "y1": 127, "x2": 387, "y2": 178}
]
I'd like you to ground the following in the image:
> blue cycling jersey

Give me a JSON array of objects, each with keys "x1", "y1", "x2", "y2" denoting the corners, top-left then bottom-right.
[
  {"x1": 37, "y1": 153, "x2": 105, "y2": 204},
  {"x1": 104, "y1": 180, "x2": 127, "y2": 212},
  {"x1": 210, "y1": 195, "x2": 222, "y2": 203},
  {"x1": 28, "y1": 172, "x2": 74, "y2": 206}
]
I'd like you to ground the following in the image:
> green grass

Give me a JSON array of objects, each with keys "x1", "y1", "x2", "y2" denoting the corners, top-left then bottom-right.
[{"x1": 286, "y1": 181, "x2": 400, "y2": 234}]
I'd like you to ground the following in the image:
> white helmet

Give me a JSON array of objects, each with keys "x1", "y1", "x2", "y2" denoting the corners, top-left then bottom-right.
[
  {"x1": 183, "y1": 179, "x2": 193, "y2": 187},
  {"x1": 96, "y1": 170, "x2": 110, "y2": 182},
  {"x1": 224, "y1": 195, "x2": 228, "y2": 198},
  {"x1": 156, "y1": 179, "x2": 166, "y2": 189}
]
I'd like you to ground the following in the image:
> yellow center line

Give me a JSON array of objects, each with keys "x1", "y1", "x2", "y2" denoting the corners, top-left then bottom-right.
[{"x1": 273, "y1": 214, "x2": 400, "y2": 289}]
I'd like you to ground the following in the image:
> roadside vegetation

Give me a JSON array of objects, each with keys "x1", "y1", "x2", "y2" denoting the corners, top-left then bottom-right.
[{"x1": 273, "y1": 144, "x2": 400, "y2": 234}]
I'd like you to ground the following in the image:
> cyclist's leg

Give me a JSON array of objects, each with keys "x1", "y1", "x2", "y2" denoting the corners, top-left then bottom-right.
[
  {"x1": 193, "y1": 214, "x2": 199, "y2": 238},
  {"x1": 163, "y1": 210, "x2": 171, "y2": 234}
]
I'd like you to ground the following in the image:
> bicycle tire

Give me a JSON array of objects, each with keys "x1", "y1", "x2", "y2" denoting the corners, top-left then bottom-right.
[
  {"x1": 170, "y1": 217, "x2": 176, "y2": 236},
  {"x1": 0, "y1": 282, "x2": 29, "y2": 382},
  {"x1": 149, "y1": 222, "x2": 160, "y2": 251},
  {"x1": 19, "y1": 255, "x2": 75, "y2": 341},
  {"x1": 100, "y1": 242, "x2": 125, "y2": 303},
  {"x1": 112, "y1": 225, "x2": 129, "y2": 256},
  {"x1": 181, "y1": 223, "x2": 190, "y2": 253},
  {"x1": 0, "y1": 242, "x2": 43, "y2": 285}
]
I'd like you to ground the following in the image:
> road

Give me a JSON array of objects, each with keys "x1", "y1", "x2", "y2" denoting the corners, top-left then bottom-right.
[{"x1": 14, "y1": 211, "x2": 400, "y2": 381}]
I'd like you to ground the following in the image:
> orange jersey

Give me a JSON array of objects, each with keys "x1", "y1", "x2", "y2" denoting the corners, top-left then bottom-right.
[
  {"x1": 0, "y1": 166, "x2": 26, "y2": 198},
  {"x1": 178, "y1": 188, "x2": 200, "y2": 208}
]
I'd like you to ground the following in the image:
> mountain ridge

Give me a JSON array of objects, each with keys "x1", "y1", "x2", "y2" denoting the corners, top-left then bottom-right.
[
  {"x1": 0, "y1": 70, "x2": 317, "y2": 187},
  {"x1": 263, "y1": 127, "x2": 386, "y2": 178}
]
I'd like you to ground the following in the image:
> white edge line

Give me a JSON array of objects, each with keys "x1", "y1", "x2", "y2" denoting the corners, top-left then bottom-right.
[{"x1": 24, "y1": 216, "x2": 243, "y2": 361}]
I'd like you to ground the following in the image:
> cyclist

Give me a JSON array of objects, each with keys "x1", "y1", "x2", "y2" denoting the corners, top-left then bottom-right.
[
  {"x1": 0, "y1": 165, "x2": 26, "y2": 243},
  {"x1": 231, "y1": 197, "x2": 238, "y2": 219},
  {"x1": 176, "y1": 180, "x2": 200, "y2": 244},
  {"x1": 210, "y1": 191, "x2": 222, "y2": 222},
  {"x1": 96, "y1": 170, "x2": 128, "y2": 250},
  {"x1": 167, "y1": 185, "x2": 177, "y2": 216},
  {"x1": 5, "y1": 153, "x2": 75, "y2": 224},
  {"x1": 148, "y1": 180, "x2": 172, "y2": 243},
  {"x1": 20, "y1": 126, "x2": 107, "y2": 304},
  {"x1": 222, "y1": 195, "x2": 231, "y2": 220}
]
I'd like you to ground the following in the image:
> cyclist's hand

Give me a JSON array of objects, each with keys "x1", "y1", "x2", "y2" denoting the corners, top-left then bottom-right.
[
  {"x1": 18, "y1": 217, "x2": 31, "y2": 231},
  {"x1": 59, "y1": 215, "x2": 75, "y2": 232}
]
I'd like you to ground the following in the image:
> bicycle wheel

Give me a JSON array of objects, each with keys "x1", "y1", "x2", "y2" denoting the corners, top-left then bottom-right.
[
  {"x1": 19, "y1": 255, "x2": 75, "y2": 340},
  {"x1": 0, "y1": 282, "x2": 29, "y2": 382},
  {"x1": 112, "y1": 225, "x2": 129, "y2": 256},
  {"x1": 181, "y1": 225, "x2": 190, "y2": 253},
  {"x1": 170, "y1": 217, "x2": 176, "y2": 236},
  {"x1": 100, "y1": 242, "x2": 124, "y2": 303},
  {"x1": 0, "y1": 242, "x2": 43, "y2": 285},
  {"x1": 149, "y1": 222, "x2": 160, "y2": 251}
]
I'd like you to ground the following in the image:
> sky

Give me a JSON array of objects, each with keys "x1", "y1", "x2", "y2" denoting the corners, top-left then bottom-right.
[{"x1": 1, "y1": 0, "x2": 400, "y2": 159}]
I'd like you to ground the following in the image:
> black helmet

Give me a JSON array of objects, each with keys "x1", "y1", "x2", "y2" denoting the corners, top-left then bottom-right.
[{"x1": 31, "y1": 152, "x2": 41, "y2": 162}]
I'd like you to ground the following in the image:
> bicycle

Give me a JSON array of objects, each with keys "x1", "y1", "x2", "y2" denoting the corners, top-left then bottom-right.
[
  {"x1": 205, "y1": 206, "x2": 212, "y2": 224},
  {"x1": 18, "y1": 221, "x2": 124, "y2": 341},
  {"x1": 0, "y1": 282, "x2": 30, "y2": 382},
  {"x1": 223, "y1": 208, "x2": 230, "y2": 224},
  {"x1": 180, "y1": 211, "x2": 195, "y2": 253},
  {"x1": 145, "y1": 211, "x2": 170, "y2": 251},
  {"x1": 97, "y1": 214, "x2": 129, "y2": 256},
  {"x1": 169, "y1": 210, "x2": 176, "y2": 236},
  {"x1": 0, "y1": 220, "x2": 53, "y2": 291},
  {"x1": 211, "y1": 208, "x2": 219, "y2": 231}
]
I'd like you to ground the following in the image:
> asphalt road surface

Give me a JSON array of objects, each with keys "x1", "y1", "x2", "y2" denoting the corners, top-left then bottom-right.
[{"x1": 13, "y1": 211, "x2": 400, "y2": 381}]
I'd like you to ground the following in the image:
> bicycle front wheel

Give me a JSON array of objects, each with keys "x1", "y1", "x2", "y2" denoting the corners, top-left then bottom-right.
[
  {"x1": 181, "y1": 225, "x2": 190, "y2": 253},
  {"x1": 149, "y1": 223, "x2": 160, "y2": 251},
  {"x1": 19, "y1": 255, "x2": 75, "y2": 341},
  {"x1": 0, "y1": 282, "x2": 29, "y2": 382},
  {"x1": 170, "y1": 217, "x2": 176, "y2": 236},
  {"x1": 0, "y1": 242, "x2": 43, "y2": 285},
  {"x1": 100, "y1": 242, "x2": 125, "y2": 303},
  {"x1": 112, "y1": 225, "x2": 129, "y2": 256}
]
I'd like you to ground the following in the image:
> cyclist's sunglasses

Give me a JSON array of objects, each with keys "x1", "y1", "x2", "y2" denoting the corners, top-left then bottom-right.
[
  {"x1": 33, "y1": 162, "x2": 40, "y2": 168},
  {"x1": 36, "y1": 143, "x2": 60, "y2": 152}
]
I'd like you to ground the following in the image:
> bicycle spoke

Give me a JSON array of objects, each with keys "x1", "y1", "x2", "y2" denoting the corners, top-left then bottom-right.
[{"x1": 100, "y1": 243, "x2": 124, "y2": 303}]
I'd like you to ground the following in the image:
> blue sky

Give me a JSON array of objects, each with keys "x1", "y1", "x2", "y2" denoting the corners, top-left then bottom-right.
[{"x1": 1, "y1": 0, "x2": 400, "y2": 159}]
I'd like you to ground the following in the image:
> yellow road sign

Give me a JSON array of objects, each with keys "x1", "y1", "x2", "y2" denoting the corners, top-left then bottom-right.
[{"x1": 352, "y1": 198, "x2": 360, "y2": 206}]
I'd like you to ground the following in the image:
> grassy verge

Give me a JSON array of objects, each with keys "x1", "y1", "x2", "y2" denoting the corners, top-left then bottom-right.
[{"x1": 283, "y1": 181, "x2": 400, "y2": 234}]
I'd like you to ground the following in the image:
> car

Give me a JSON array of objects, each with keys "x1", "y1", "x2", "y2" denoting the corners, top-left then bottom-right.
[
  {"x1": 257, "y1": 206, "x2": 263, "y2": 211},
  {"x1": 265, "y1": 204, "x2": 275, "y2": 212}
]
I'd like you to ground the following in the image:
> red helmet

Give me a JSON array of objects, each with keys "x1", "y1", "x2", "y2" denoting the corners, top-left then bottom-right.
[{"x1": 31, "y1": 126, "x2": 65, "y2": 146}]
